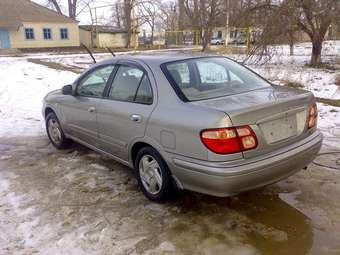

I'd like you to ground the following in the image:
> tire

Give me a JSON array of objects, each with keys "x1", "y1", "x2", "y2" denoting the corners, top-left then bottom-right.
[
  {"x1": 46, "y1": 112, "x2": 71, "y2": 149},
  {"x1": 135, "y1": 147, "x2": 173, "y2": 202}
]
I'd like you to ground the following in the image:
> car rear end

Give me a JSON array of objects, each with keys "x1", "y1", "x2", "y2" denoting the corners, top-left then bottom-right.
[{"x1": 160, "y1": 56, "x2": 322, "y2": 196}]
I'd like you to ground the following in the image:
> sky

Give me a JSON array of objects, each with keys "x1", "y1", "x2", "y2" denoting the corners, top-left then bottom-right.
[{"x1": 32, "y1": 0, "x2": 115, "y2": 25}]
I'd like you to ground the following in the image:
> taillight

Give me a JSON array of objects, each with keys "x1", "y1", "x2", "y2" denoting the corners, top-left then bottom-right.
[
  {"x1": 308, "y1": 104, "x2": 318, "y2": 129},
  {"x1": 200, "y1": 125, "x2": 258, "y2": 154}
]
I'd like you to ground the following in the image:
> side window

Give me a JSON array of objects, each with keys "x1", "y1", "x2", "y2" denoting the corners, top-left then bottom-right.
[
  {"x1": 229, "y1": 71, "x2": 244, "y2": 83},
  {"x1": 77, "y1": 65, "x2": 115, "y2": 97},
  {"x1": 109, "y1": 65, "x2": 152, "y2": 104},
  {"x1": 135, "y1": 75, "x2": 153, "y2": 104}
]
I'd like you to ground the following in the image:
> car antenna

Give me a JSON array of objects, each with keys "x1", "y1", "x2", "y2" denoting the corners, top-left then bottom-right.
[
  {"x1": 81, "y1": 43, "x2": 96, "y2": 63},
  {"x1": 106, "y1": 47, "x2": 116, "y2": 57}
]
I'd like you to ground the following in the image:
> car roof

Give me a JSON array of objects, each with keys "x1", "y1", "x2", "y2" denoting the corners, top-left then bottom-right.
[{"x1": 96, "y1": 53, "x2": 219, "y2": 66}]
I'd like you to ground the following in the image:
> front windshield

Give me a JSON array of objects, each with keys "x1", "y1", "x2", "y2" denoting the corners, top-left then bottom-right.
[{"x1": 163, "y1": 57, "x2": 271, "y2": 101}]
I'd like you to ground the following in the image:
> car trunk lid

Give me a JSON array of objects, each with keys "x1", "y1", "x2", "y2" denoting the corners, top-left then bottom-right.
[{"x1": 192, "y1": 85, "x2": 314, "y2": 159}]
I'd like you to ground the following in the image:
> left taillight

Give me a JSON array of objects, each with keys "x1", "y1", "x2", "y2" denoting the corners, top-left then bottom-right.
[
  {"x1": 308, "y1": 103, "x2": 318, "y2": 129},
  {"x1": 200, "y1": 125, "x2": 258, "y2": 154}
]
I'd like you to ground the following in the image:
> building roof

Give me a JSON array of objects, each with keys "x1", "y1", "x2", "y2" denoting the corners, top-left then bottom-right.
[
  {"x1": 0, "y1": 0, "x2": 77, "y2": 29},
  {"x1": 79, "y1": 25, "x2": 127, "y2": 34}
]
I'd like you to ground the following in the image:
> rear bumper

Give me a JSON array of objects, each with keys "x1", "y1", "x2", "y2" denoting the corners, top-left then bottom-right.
[{"x1": 168, "y1": 130, "x2": 322, "y2": 197}]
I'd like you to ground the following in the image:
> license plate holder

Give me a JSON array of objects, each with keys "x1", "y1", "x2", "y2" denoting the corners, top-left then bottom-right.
[{"x1": 260, "y1": 115, "x2": 298, "y2": 144}]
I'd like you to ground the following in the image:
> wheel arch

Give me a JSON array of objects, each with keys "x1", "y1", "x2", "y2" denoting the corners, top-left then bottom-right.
[
  {"x1": 129, "y1": 139, "x2": 184, "y2": 190},
  {"x1": 45, "y1": 106, "x2": 55, "y2": 118},
  {"x1": 129, "y1": 138, "x2": 166, "y2": 167}
]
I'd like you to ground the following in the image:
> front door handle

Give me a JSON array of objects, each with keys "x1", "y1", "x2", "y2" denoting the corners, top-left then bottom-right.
[
  {"x1": 88, "y1": 106, "x2": 96, "y2": 113},
  {"x1": 130, "y1": 114, "x2": 142, "y2": 123}
]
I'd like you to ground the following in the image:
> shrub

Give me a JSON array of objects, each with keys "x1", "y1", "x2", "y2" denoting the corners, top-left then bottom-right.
[{"x1": 335, "y1": 75, "x2": 340, "y2": 87}]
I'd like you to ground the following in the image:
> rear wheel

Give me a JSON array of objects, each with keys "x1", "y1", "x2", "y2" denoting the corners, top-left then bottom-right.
[
  {"x1": 46, "y1": 112, "x2": 71, "y2": 149},
  {"x1": 135, "y1": 147, "x2": 173, "y2": 202}
]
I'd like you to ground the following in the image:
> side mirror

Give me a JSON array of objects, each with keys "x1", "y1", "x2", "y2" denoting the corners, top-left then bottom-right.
[{"x1": 62, "y1": 85, "x2": 73, "y2": 95}]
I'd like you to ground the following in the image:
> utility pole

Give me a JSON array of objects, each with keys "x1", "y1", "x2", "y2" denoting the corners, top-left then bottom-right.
[
  {"x1": 88, "y1": 4, "x2": 95, "y2": 48},
  {"x1": 95, "y1": 7, "x2": 99, "y2": 48},
  {"x1": 225, "y1": 0, "x2": 230, "y2": 47}
]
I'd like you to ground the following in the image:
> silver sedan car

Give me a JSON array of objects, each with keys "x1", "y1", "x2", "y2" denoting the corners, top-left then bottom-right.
[{"x1": 43, "y1": 54, "x2": 322, "y2": 202}]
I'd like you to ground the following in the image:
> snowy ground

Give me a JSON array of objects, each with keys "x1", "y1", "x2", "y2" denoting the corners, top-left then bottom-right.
[
  {"x1": 1, "y1": 42, "x2": 340, "y2": 255},
  {"x1": 0, "y1": 57, "x2": 77, "y2": 137}
]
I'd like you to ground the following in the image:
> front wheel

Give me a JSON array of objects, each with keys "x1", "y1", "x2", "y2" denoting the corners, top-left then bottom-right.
[
  {"x1": 46, "y1": 112, "x2": 71, "y2": 149},
  {"x1": 135, "y1": 147, "x2": 173, "y2": 202}
]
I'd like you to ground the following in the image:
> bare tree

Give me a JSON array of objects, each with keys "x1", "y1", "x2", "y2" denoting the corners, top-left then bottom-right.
[
  {"x1": 139, "y1": 1, "x2": 161, "y2": 45},
  {"x1": 182, "y1": 0, "x2": 224, "y2": 51},
  {"x1": 115, "y1": 2, "x2": 122, "y2": 28},
  {"x1": 121, "y1": 0, "x2": 137, "y2": 48},
  {"x1": 48, "y1": 0, "x2": 63, "y2": 15},
  {"x1": 47, "y1": 0, "x2": 92, "y2": 19},
  {"x1": 157, "y1": 1, "x2": 177, "y2": 31},
  {"x1": 110, "y1": 0, "x2": 139, "y2": 48},
  {"x1": 247, "y1": 0, "x2": 340, "y2": 66},
  {"x1": 288, "y1": 0, "x2": 340, "y2": 66},
  {"x1": 68, "y1": 0, "x2": 77, "y2": 18}
]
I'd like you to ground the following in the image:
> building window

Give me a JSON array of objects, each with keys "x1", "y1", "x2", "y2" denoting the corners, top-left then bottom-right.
[
  {"x1": 43, "y1": 28, "x2": 52, "y2": 40},
  {"x1": 60, "y1": 28, "x2": 69, "y2": 40},
  {"x1": 25, "y1": 28, "x2": 34, "y2": 40},
  {"x1": 217, "y1": 30, "x2": 223, "y2": 39}
]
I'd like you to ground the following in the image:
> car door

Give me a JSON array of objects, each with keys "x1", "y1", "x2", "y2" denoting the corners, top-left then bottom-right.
[
  {"x1": 96, "y1": 62, "x2": 156, "y2": 161},
  {"x1": 60, "y1": 65, "x2": 115, "y2": 146}
]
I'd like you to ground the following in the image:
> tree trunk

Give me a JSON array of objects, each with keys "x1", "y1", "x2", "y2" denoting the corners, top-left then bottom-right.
[
  {"x1": 151, "y1": 27, "x2": 154, "y2": 45},
  {"x1": 310, "y1": 39, "x2": 322, "y2": 66},
  {"x1": 202, "y1": 29, "x2": 212, "y2": 52},
  {"x1": 126, "y1": 30, "x2": 132, "y2": 48},
  {"x1": 288, "y1": 32, "x2": 294, "y2": 56},
  {"x1": 124, "y1": 0, "x2": 133, "y2": 48},
  {"x1": 50, "y1": 0, "x2": 63, "y2": 15},
  {"x1": 68, "y1": 0, "x2": 77, "y2": 19},
  {"x1": 115, "y1": 3, "x2": 121, "y2": 28},
  {"x1": 289, "y1": 41, "x2": 294, "y2": 56}
]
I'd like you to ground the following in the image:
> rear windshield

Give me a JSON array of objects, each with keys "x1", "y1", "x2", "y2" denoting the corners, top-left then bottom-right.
[{"x1": 162, "y1": 57, "x2": 271, "y2": 101}]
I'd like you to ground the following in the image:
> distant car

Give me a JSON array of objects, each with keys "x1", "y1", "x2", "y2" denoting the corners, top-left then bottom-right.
[
  {"x1": 236, "y1": 35, "x2": 246, "y2": 44},
  {"x1": 211, "y1": 38, "x2": 225, "y2": 45},
  {"x1": 227, "y1": 37, "x2": 237, "y2": 44},
  {"x1": 43, "y1": 55, "x2": 322, "y2": 202}
]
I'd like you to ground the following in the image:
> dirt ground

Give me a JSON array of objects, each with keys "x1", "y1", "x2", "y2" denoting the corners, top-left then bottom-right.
[{"x1": 1, "y1": 136, "x2": 340, "y2": 255}]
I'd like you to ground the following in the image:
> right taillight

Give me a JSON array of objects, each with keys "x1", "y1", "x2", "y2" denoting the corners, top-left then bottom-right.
[
  {"x1": 308, "y1": 104, "x2": 318, "y2": 129},
  {"x1": 200, "y1": 125, "x2": 258, "y2": 154}
]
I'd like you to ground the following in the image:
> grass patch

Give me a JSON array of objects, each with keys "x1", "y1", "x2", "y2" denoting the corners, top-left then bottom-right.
[
  {"x1": 281, "y1": 80, "x2": 304, "y2": 88},
  {"x1": 305, "y1": 62, "x2": 340, "y2": 71},
  {"x1": 335, "y1": 75, "x2": 340, "y2": 87},
  {"x1": 28, "y1": 58, "x2": 83, "y2": 74},
  {"x1": 211, "y1": 45, "x2": 247, "y2": 54},
  {"x1": 316, "y1": 97, "x2": 340, "y2": 107}
]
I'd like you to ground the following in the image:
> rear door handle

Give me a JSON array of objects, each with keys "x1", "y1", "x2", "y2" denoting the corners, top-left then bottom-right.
[
  {"x1": 130, "y1": 114, "x2": 142, "y2": 123},
  {"x1": 88, "y1": 106, "x2": 96, "y2": 113}
]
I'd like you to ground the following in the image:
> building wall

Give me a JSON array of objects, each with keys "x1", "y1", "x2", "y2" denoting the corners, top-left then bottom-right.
[
  {"x1": 98, "y1": 32, "x2": 127, "y2": 48},
  {"x1": 212, "y1": 27, "x2": 226, "y2": 39},
  {"x1": 79, "y1": 28, "x2": 92, "y2": 48},
  {"x1": 9, "y1": 22, "x2": 79, "y2": 48}
]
